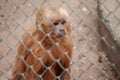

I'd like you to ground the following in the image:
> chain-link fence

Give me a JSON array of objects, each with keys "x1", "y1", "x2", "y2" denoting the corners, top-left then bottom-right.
[{"x1": 0, "y1": 0, "x2": 120, "y2": 80}]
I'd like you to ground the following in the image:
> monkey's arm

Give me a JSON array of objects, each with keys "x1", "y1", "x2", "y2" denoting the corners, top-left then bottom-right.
[
  {"x1": 12, "y1": 43, "x2": 27, "y2": 80},
  {"x1": 12, "y1": 25, "x2": 46, "y2": 80}
]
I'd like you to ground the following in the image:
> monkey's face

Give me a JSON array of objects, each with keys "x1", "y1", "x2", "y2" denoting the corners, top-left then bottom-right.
[
  {"x1": 36, "y1": 6, "x2": 71, "y2": 39},
  {"x1": 51, "y1": 18, "x2": 67, "y2": 37},
  {"x1": 41, "y1": 18, "x2": 68, "y2": 39}
]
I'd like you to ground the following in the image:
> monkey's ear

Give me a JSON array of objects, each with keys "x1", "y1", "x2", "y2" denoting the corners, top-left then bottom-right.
[{"x1": 35, "y1": 10, "x2": 43, "y2": 25}]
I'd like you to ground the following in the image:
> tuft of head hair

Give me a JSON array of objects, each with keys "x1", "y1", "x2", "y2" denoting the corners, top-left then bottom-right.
[{"x1": 36, "y1": 3, "x2": 69, "y2": 25}]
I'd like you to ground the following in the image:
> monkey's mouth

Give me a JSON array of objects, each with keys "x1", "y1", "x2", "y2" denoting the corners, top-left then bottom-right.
[
  {"x1": 52, "y1": 31, "x2": 65, "y2": 38},
  {"x1": 56, "y1": 33, "x2": 65, "y2": 38},
  {"x1": 55, "y1": 32, "x2": 66, "y2": 38}
]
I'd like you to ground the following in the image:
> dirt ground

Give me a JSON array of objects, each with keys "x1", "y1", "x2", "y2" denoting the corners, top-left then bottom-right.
[{"x1": 0, "y1": 0, "x2": 118, "y2": 80}]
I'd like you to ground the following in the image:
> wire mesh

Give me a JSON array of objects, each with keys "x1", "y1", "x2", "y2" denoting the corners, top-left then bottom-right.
[{"x1": 0, "y1": 0, "x2": 120, "y2": 80}]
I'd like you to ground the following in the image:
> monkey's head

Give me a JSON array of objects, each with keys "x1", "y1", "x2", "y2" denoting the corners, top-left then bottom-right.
[{"x1": 36, "y1": 4, "x2": 71, "y2": 40}]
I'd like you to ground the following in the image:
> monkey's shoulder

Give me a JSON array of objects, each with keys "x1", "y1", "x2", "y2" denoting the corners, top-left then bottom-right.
[
  {"x1": 23, "y1": 25, "x2": 44, "y2": 39},
  {"x1": 20, "y1": 25, "x2": 44, "y2": 48}
]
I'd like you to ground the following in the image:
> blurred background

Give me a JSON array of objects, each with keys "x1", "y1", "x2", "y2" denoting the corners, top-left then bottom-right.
[{"x1": 0, "y1": 0, "x2": 120, "y2": 80}]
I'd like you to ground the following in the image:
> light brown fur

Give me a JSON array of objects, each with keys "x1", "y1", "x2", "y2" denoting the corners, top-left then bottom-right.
[{"x1": 12, "y1": 4, "x2": 73, "y2": 80}]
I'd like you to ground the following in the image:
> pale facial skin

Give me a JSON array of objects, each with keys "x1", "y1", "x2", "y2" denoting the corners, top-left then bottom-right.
[{"x1": 36, "y1": 6, "x2": 70, "y2": 38}]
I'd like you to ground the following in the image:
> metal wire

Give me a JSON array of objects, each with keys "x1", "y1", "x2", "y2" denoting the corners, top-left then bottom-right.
[{"x1": 0, "y1": 0, "x2": 120, "y2": 80}]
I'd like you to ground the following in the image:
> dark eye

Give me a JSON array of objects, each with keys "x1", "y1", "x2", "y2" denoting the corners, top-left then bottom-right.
[
  {"x1": 53, "y1": 22, "x2": 59, "y2": 26},
  {"x1": 61, "y1": 20, "x2": 66, "y2": 24}
]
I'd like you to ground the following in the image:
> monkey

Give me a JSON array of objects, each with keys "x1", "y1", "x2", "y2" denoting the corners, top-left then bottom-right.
[{"x1": 12, "y1": 3, "x2": 73, "y2": 80}]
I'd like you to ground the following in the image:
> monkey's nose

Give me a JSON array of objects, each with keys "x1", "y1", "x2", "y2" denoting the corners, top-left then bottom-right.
[{"x1": 59, "y1": 27, "x2": 65, "y2": 32}]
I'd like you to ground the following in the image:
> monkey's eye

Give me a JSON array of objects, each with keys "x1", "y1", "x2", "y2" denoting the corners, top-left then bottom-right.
[
  {"x1": 61, "y1": 20, "x2": 66, "y2": 25},
  {"x1": 53, "y1": 22, "x2": 59, "y2": 26}
]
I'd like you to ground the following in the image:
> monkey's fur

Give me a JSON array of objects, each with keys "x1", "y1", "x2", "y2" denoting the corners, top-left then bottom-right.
[{"x1": 12, "y1": 4, "x2": 73, "y2": 80}]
